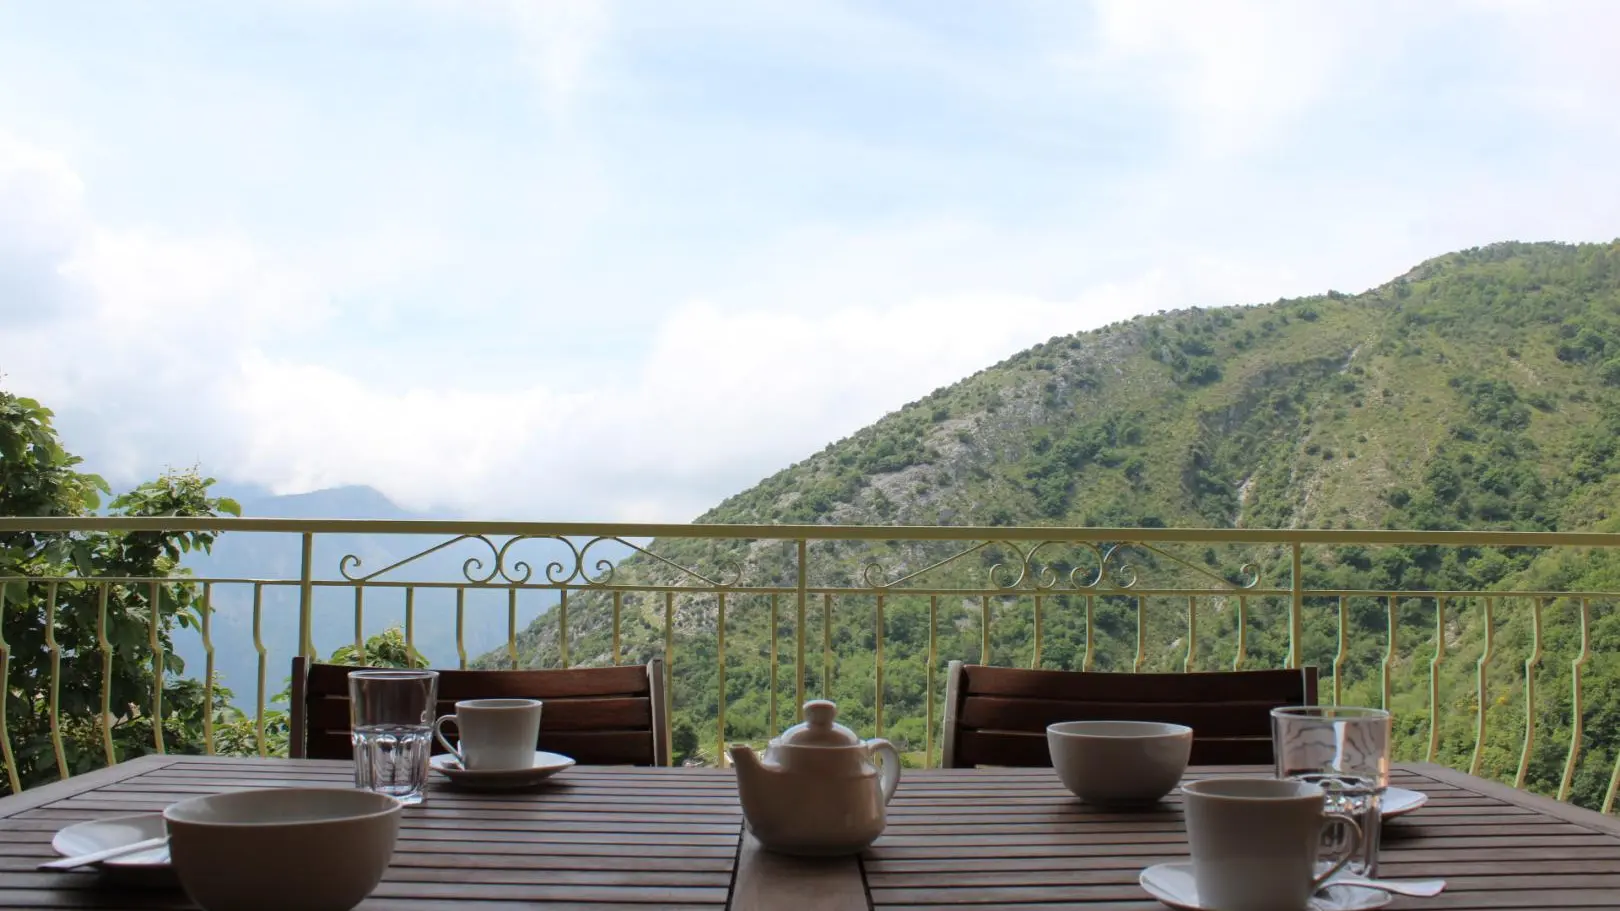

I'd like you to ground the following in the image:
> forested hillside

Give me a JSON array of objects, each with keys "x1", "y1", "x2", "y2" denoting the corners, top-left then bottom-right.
[{"x1": 482, "y1": 242, "x2": 1620, "y2": 807}]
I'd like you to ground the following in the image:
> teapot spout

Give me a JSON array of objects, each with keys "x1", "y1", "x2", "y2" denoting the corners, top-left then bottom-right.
[{"x1": 728, "y1": 743, "x2": 763, "y2": 774}]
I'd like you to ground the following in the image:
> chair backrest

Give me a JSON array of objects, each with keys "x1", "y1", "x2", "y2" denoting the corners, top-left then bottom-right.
[
  {"x1": 941, "y1": 662, "x2": 1318, "y2": 768},
  {"x1": 289, "y1": 657, "x2": 669, "y2": 766}
]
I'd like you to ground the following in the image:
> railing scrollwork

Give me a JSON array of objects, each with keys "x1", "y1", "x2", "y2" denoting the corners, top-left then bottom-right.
[
  {"x1": 859, "y1": 538, "x2": 1261, "y2": 593},
  {"x1": 339, "y1": 534, "x2": 504, "y2": 584},
  {"x1": 340, "y1": 533, "x2": 747, "y2": 590}
]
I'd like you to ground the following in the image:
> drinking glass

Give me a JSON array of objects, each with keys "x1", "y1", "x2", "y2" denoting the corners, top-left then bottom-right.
[
  {"x1": 1271, "y1": 705, "x2": 1391, "y2": 879},
  {"x1": 349, "y1": 669, "x2": 439, "y2": 805}
]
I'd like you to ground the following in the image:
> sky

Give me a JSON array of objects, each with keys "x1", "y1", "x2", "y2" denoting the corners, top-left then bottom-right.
[{"x1": 2, "y1": 1, "x2": 1619, "y2": 522}]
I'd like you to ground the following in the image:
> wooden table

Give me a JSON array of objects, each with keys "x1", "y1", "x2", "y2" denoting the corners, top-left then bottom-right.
[
  {"x1": 860, "y1": 764, "x2": 1620, "y2": 910},
  {"x1": 2, "y1": 758, "x2": 1618, "y2": 909},
  {"x1": 0, "y1": 755, "x2": 743, "y2": 909}
]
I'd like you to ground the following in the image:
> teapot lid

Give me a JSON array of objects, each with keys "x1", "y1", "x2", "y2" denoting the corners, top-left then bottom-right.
[{"x1": 776, "y1": 700, "x2": 859, "y2": 747}]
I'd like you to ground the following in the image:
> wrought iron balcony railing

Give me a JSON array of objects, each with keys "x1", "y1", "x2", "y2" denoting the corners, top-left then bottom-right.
[{"x1": 2, "y1": 517, "x2": 1618, "y2": 813}]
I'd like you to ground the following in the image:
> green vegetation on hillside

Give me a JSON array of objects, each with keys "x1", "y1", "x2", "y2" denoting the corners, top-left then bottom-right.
[
  {"x1": 0, "y1": 392, "x2": 242, "y2": 793},
  {"x1": 486, "y1": 241, "x2": 1620, "y2": 809}
]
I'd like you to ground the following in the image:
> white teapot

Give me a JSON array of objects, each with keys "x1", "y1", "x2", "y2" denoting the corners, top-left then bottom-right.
[{"x1": 728, "y1": 700, "x2": 901, "y2": 856}]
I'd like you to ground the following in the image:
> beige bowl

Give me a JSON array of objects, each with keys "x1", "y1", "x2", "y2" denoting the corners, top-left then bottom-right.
[
  {"x1": 1047, "y1": 720, "x2": 1193, "y2": 805},
  {"x1": 163, "y1": 787, "x2": 402, "y2": 911}
]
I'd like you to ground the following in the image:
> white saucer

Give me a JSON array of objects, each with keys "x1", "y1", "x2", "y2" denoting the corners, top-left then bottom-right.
[
  {"x1": 1140, "y1": 862, "x2": 1392, "y2": 911},
  {"x1": 1382, "y1": 786, "x2": 1428, "y2": 818},
  {"x1": 51, "y1": 813, "x2": 175, "y2": 883},
  {"x1": 430, "y1": 750, "x2": 575, "y2": 790}
]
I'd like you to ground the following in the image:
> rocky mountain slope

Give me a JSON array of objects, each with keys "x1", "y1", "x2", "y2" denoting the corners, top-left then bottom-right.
[{"x1": 482, "y1": 241, "x2": 1620, "y2": 803}]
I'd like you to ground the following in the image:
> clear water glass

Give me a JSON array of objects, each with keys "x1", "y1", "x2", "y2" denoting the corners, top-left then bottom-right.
[
  {"x1": 349, "y1": 669, "x2": 439, "y2": 805},
  {"x1": 1271, "y1": 706, "x2": 1391, "y2": 879}
]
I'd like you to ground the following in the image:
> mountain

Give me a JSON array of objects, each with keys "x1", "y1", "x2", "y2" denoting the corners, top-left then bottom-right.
[
  {"x1": 230, "y1": 485, "x2": 415, "y2": 520},
  {"x1": 175, "y1": 486, "x2": 557, "y2": 708},
  {"x1": 479, "y1": 241, "x2": 1620, "y2": 804}
]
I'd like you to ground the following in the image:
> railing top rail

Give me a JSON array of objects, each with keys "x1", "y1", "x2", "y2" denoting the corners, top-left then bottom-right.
[{"x1": 3, "y1": 517, "x2": 1620, "y2": 548}]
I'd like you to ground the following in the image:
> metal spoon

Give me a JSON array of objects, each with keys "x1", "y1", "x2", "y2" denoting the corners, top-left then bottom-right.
[
  {"x1": 1329, "y1": 877, "x2": 1446, "y2": 898},
  {"x1": 38, "y1": 836, "x2": 169, "y2": 871}
]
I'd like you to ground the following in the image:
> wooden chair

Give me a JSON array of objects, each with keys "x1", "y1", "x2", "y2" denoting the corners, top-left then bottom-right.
[
  {"x1": 289, "y1": 657, "x2": 669, "y2": 766},
  {"x1": 941, "y1": 662, "x2": 1318, "y2": 768}
]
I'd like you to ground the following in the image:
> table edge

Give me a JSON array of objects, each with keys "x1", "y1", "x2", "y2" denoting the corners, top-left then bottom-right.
[
  {"x1": 1403, "y1": 762, "x2": 1620, "y2": 838},
  {"x1": 0, "y1": 754, "x2": 179, "y2": 819},
  {"x1": 729, "y1": 830, "x2": 869, "y2": 911}
]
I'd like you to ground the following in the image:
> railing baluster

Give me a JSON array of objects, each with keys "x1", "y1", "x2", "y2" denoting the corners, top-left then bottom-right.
[
  {"x1": 44, "y1": 583, "x2": 67, "y2": 779},
  {"x1": 663, "y1": 592, "x2": 674, "y2": 763},
  {"x1": 0, "y1": 580, "x2": 19, "y2": 793},
  {"x1": 1083, "y1": 595, "x2": 1095, "y2": 671},
  {"x1": 1427, "y1": 597, "x2": 1447, "y2": 763},
  {"x1": 716, "y1": 592, "x2": 727, "y2": 764},
  {"x1": 1133, "y1": 596, "x2": 1146, "y2": 673},
  {"x1": 1183, "y1": 596, "x2": 1197, "y2": 673},
  {"x1": 1032, "y1": 595, "x2": 1044, "y2": 669},
  {"x1": 981, "y1": 595, "x2": 991, "y2": 665},
  {"x1": 926, "y1": 595, "x2": 938, "y2": 770},
  {"x1": 201, "y1": 582, "x2": 215, "y2": 755},
  {"x1": 822, "y1": 594, "x2": 832, "y2": 700},
  {"x1": 96, "y1": 584, "x2": 115, "y2": 766},
  {"x1": 1606, "y1": 747, "x2": 1620, "y2": 814},
  {"x1": 1471, "y1": 597, "x2": 1495, "y2": 777},
  {"x1": 875, "y1": 595, "x2": 885, "y2": 738},
  {"x1": 612, "y1": 592, "x2": 623, "y2": 666},
  {"x1": 506, "y1": 589, "x2": 519, "y2": 669},
  {"x1": 404, "y1": 587, "x2": 417, "y2": 667},
  {"x1": 1516, "y1": 598, "x2": 1544, "y2": 789},
  {"x1": 298, "y1": 533, "x2": 315, "y2": 659},
  {"x1": 353, "y1": 585, "x2": 365, "y2": 665},
  {"x1": 148, "y1": 581, "x2": 165, "y2": 754},
  {"x1": 252, "y1": 584, "x2": 267, "y2": 758},
  {"x1": 559, "y1": 590, "x2": 570, "y2": 669},
  {"x1": 455, "y1": 589, "x2": 468, "y2": 669},
  {"x1": 1558, "y1": 598, "x2": 1592, "y2": 802},
  {"x1": 768, "y1": 594, "x2": 779, "y2": 736},
  {"x1": 1382, "y1": 595, "x2": 1398, "y2": 712},
  {"x1": 1288, "y1": 542, "x2": 1303, "y2": 669},
  {"x1": 1333, "y1": 596, "x2": 1348, "y2": 707},
  {"x1": 796, "y1": 539, "x2": 807, "y2": 723},
  {"x1": 1233, "y1": 596, "x2": 1248, "y2": 671}
]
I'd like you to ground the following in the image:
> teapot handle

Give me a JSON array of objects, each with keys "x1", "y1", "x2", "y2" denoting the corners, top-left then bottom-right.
[{"x1": 866, "y1": 738, "x2": 901, "y2": 804}]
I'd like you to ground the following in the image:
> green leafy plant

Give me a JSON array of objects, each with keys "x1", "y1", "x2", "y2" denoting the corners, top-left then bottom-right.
[{"x1": 1, "y1": 391, "x2": 241, "y2": 793}]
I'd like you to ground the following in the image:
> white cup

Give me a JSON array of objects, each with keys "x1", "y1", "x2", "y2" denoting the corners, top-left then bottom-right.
[
  {"x1": 1181, "y1": 777, "x2": 1362, "y2": 911},
  {"x1": 432, "y1": 698, "x2": 542, "y2": 771}
]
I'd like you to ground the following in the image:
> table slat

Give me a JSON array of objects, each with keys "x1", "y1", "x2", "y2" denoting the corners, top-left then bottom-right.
[
  {"x1": 0, "y1": 757, "x2": 738, "y2": 909},
  {"x1": 4, "y1": 757, "x2": 1618, "y2": 910},
  {"x1": 861, "y1": 764, "x2": 1620, "y2": 910}
]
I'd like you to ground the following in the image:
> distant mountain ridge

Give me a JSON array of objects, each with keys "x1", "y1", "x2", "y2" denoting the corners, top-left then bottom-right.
[
  {"x1": 177, "y1": 485, "x2": 554, "y2": 707},
  {"x1": 228, "y1": 484, "x2": 418, "y2": 520}
]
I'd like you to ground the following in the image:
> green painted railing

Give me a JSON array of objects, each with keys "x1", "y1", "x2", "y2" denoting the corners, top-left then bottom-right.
[{"x1": 2, "y1": 517, "x2": 1618, "y2": 812}]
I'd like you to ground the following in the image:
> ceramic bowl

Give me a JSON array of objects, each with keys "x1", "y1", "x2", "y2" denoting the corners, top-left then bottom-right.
[
  {"x1": 1046, "y1": 720, "x2": 1193, "y2": 805},
  {"x1": 163, "y1": 787, "x2": 402, "y2": 911}
]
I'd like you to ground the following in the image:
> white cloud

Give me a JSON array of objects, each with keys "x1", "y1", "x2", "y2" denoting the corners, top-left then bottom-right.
[
  {"x1": 416, "y1": 0, "x2": 611, "y2": 116},
  {"x1": 65, "y1": 230, "x2": 326, "y2": 335},
  {"x1": 1074, "y1": 0, "x2": 1620, "y2": 159},
  {"x1": 0, "y1": 137, "x2": 83, "y2": 254},
  {"x1": 4, "y1": 2, "x2": 1620, "y2": 528},
  {"x1": 3, "y1": 130, "x2": 1232, "y2": 522},
  {"x1": 1076, "y1": 0, "x2": 1378, "y2": 155},
  {"x1": 1468, "y1": 0, "x2": 1620, "y2": 134},
  {"x1": 506, "y1": 0, "x2": 612, "y2": 117},
  {"x1": 214, "y1": 256, "x2": 1283, "y2": 523},
  {"x1": 0, "y1": 137, "x2": 87, "y2": 322},
  {"x1": 0, "y1": 132, "x2": 333, "y2": 480}
]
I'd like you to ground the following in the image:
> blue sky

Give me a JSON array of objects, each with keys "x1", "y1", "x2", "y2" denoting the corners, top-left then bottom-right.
[{"x1": 2, "y1": 1, "x2": 1618, "y2": 521}]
